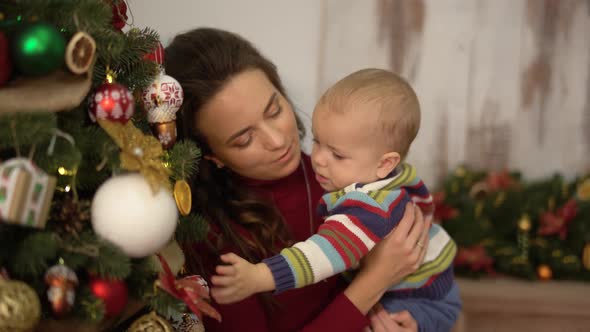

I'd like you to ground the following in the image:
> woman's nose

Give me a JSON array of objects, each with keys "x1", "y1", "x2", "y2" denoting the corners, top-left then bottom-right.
[{"x1": 261, "y1": 123, "x2": 286, "y2": 150}]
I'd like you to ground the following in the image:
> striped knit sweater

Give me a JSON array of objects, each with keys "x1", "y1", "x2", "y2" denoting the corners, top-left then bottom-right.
[{"x1": 263, "y1": 163, "x2": 457, "y2": 300}]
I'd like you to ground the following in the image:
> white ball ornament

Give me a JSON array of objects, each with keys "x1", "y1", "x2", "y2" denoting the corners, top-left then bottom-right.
[
  {"x1": 91, "y1": 173, "x2": 178, "y2": 258},
  {"x1": 141, "y1": 72, "x2": 184, "y2": 123}
]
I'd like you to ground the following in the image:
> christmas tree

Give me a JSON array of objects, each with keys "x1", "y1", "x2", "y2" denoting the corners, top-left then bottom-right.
[
  {"x1": 435, "y1": 166, "x2": 590, "y2": 282},
  {"x1": 0, "y1": 1, "x2": 219, "y2": 331}
]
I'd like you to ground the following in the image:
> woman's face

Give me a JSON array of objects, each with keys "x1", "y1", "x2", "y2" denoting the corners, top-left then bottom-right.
[{"x1": 196, "y1": 69, "x2": 301, "y2": 181}]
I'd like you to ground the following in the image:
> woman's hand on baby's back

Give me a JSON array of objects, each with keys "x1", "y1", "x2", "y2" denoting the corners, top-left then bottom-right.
[{"x1": 361, "y1": 202, "x2": 430, "y2": 289}]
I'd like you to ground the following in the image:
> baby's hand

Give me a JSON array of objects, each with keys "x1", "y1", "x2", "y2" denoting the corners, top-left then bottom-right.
[{"x1": 210, "y1": 253, "x2": 274, "y2": 304}]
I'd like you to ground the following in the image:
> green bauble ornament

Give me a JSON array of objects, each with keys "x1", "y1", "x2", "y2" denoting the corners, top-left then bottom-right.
[{"x1": 12, "y1": 22, "x2": 66, "y2": 76}]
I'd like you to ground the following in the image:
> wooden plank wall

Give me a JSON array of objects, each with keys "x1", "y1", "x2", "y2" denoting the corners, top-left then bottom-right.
[{"x1": 318, "y1": 0, "x2": 590, "y2": 188}]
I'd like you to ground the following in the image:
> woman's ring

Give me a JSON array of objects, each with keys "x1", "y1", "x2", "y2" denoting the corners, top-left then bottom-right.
[{"x1": 416, "y1": 240, "x2": 425, "y2": 249}]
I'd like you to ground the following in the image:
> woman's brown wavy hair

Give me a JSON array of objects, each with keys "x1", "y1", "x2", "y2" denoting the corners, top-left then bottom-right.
[{"x1": 165, "y1": 28, "x2": 305, "y2": 279}]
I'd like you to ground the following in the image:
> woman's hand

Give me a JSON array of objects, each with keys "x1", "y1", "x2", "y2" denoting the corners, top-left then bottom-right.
[
  {"x1": 344, "y1": 203, "x2": 430, "y2": 314},
  {"x1": 362, "y1": 202, "x2": 430, "y2": 289},
  {"x1": 364, "y1": 305, "x2": 418, "y2": 332}
]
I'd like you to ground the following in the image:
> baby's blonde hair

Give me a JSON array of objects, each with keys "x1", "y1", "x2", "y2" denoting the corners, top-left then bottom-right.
[{"x1": 318, "y1": 68, "x2": 421, "y2": 159}]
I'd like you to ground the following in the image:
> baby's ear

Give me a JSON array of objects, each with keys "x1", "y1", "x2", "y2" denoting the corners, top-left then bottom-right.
[{"x1": 376, "y1": 152, "x2": 401, "y2": 179}]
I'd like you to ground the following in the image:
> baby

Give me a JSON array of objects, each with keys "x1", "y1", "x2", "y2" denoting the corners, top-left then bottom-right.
[{"x1": 212, "y1": 68, "x2": 460, "y2": 331}]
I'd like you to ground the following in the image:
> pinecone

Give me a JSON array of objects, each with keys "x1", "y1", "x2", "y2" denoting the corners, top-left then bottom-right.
[{"x1": 50, "y1": 196, "x2": 91, "y2": 236}]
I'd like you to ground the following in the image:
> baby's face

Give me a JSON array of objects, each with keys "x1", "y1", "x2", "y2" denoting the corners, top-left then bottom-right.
[{"x1": 310, "y1": 104, "x2": 388, "y2": 191}]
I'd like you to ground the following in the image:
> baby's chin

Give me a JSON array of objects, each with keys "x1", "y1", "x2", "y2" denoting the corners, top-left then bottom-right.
[{"x1": 319, "y1": 182, "x2": 336, "y2": 192}]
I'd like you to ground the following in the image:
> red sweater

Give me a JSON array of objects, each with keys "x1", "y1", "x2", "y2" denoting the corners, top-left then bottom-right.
[{"x1": 200, "y1": 154, "x2": 369, "y2": 332}]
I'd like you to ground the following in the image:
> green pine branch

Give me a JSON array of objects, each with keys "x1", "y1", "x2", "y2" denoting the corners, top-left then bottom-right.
[
  {"x1": 147, "y1": 289, "x2": 186, "y2": 322},
  {"x1": 168, "y1": 140, "x2": 201, "y2": 181},
  {"x1": 75, "y1": 285, "x2": 106, "y2": 323},
  {"x1": 126, "y1": 258, "x2": 158, "y2": 300},
  {"x1": 0, "y1": 113, "x2": 57, "y2": 155},
  {"x1": 11, "y1": 232, "x2": 58, "y2": 278},
  {"x1": 92, "y1": 240, "x2": 132, "y2": 280},
  {"x1": 176, "y1": 213, "x2": 209, "y2": 244}
]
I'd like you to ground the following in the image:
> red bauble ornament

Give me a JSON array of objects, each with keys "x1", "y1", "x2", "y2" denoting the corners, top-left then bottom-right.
[
  {"x1": 88, "y1": 82, "x2": 135, "y2": 123},
  {"x1": 109, "y1": 0, "x2": 128, "y2": 31},
  {"x1": 89, "y1": 276, "x2": 128, "y2": 317},
  {"x1": 0, "y1": 31, "x2": 12, "y2": 86},
  {"x1": 144, "y1": 41, "x2": 165, "y2": 65}
]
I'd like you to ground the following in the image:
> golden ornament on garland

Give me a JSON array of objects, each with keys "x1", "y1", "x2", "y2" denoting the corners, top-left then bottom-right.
[
  {"x1": 174, "y1": 179, "x2": 192, "y2": 216},
  {"x1": 128, "y1": 311, "x2": 174, "y2": 332},
  {"x1": 517, "y1": 214, "x2": 532, "y2": 232},
  {"x1": 98, "y1": 119, "x2": 171, "y2": 193},
  {"x1": 454, "y1": 166, "x2": 466, "y2": 177},
  {"x1": 0, "y1": 279, "x2": 41, "y2": 332},
  {"x1": 582, "y1": 243, "x2": 590, "y2": 271},
  {"x1": 576, "y1": 179, "x2": 590, "y2": 201},
  {"x1": 537, "y1": 264, "x2": 552, "y2": 281}
]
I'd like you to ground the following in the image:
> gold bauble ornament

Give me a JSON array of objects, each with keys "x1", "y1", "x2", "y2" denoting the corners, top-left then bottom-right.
[
  {"x1": 518, "y1": 215, "x2": 532, "y2": 232},
  {"x1": 582, "y1": 243, "x2": 590, "y2": 271},
  {"x1": 537, "y1": 264, "x2": 553, "y2": 281},
  {"x1": 577, "y1": 179, "x2": 590, "y2": 201},
  {"x1": 174, "y1": 179, "x2": 192, "y2": 216},
  {"x1": 128, "y1": 311, "x2": 173, "y2": 332},
  {"x1": 0, "y1": 279, "x2": 41, "y2": 332},
  {"x1": 150, "y1": 121, "x2": 178, "y2": 150}
]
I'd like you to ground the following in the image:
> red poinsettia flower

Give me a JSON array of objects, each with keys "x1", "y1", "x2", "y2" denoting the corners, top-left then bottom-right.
[
  {"x1": 433, "y1": 192, "x2": 459, "y2": 222},
  {"x1": 156, "y1": 254, "x2": 222, "y2": 322},
  {"x1": 538, "y1": 199, "x2": 578, "y2": 240},
  {"x1": 454, "y1": 245, "x2": 495, "y2": 275},
  {"x1": 486, "y1": 170, "x2": 517, "y2": 192}
]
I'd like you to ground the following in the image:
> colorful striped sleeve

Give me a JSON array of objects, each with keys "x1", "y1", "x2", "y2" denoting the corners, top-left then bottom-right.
[
  {"x1": 398, "y1": 165, "x2": 434, "y2": 217},
  {"x1": 263, "y1": 192, "x2": 409, "y2": 293}
]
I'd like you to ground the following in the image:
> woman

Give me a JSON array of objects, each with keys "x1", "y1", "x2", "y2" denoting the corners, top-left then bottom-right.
[{"x1": 165, "y1": 27, "x2": 430, "y2": 332}]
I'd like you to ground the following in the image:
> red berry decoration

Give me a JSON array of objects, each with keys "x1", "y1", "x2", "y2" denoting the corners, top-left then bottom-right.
[
  {"x1": 88, "y1": 82, "x2": 135, "y2": 123},
  {"x1": 89, "y1": 275, "x2": 128, "y2": 317}
]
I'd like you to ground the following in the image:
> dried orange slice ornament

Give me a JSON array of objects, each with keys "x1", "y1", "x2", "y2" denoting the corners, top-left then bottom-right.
[
  {"x1": 65, "y1": 31, "x2": 96, "y2": 75},
  {"x1": 174, "y1": 179, "x2": 192, "y2": 216}
]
